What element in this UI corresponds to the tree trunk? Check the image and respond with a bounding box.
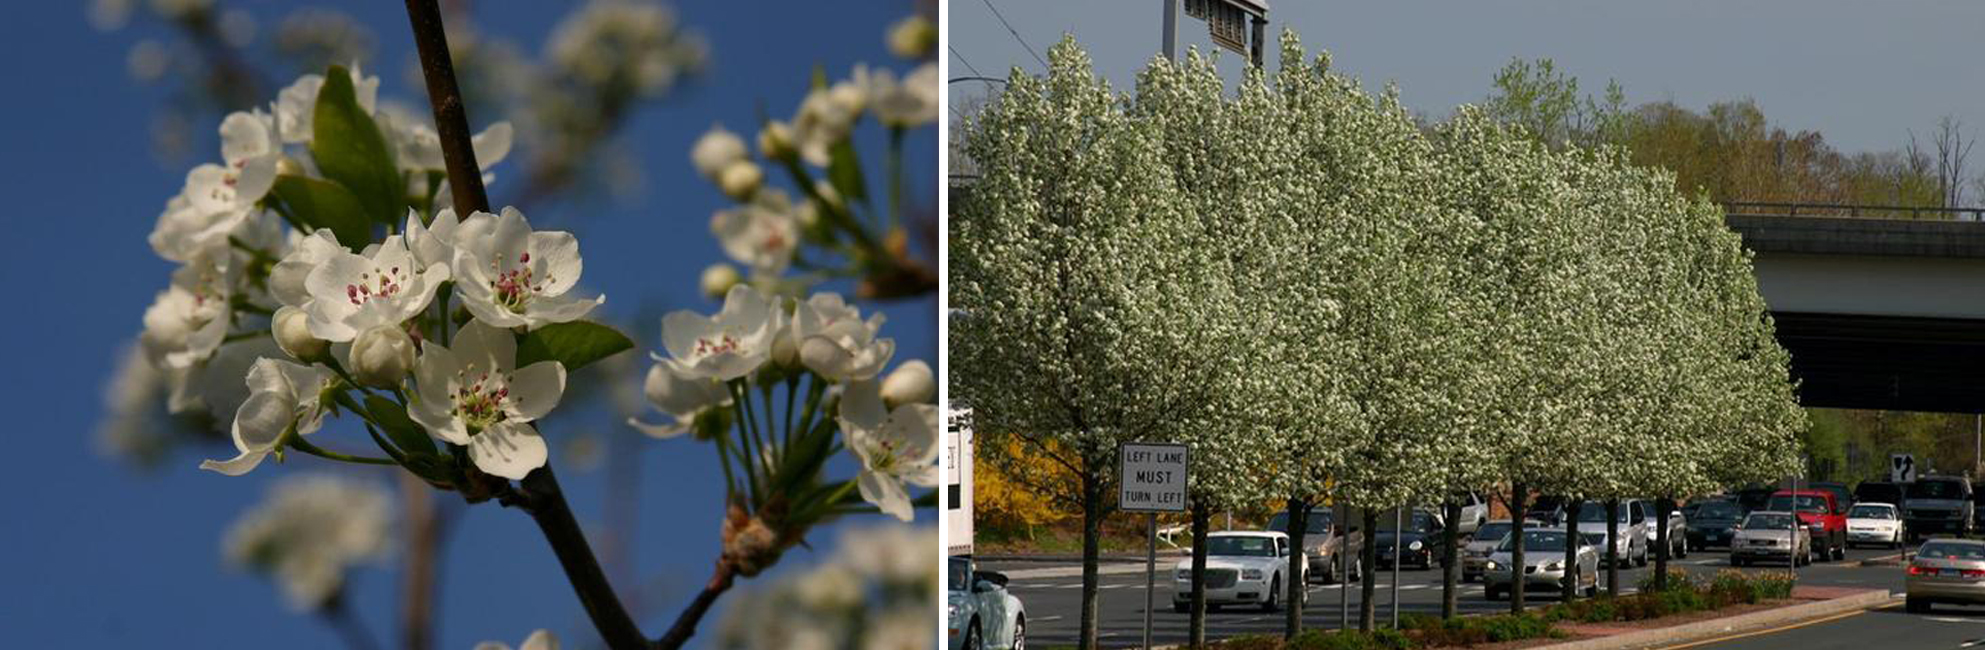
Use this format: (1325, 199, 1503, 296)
(398, 473, 439, 650)
(1284, 498, 1308, 639)
(1079, 467, 1104, 650)
(1606, 499, 1621, 597)
(1510, 483, 1528, 614)
(1359, 509, 1378, 632)
(1655, 498, 1672, 592)
(1189, 505, 1211, 649)
(1563, 498, 1583, 601)
(1442, 500, 1461, 619)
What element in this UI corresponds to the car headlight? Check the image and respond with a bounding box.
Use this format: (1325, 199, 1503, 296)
(1242, 568, 1264, 580)
(1485, 561, 1500, 571)
(949, 602, 960, 619)
(1544, 562, 1563, 572)
(1410, 540, 1424, 551)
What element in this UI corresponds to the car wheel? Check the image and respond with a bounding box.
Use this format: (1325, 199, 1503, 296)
(1010, 616, 1025, 650)
(1907, 597, 1930, 614)
(1487, 585, 1504, 601)
(1263, 576, 1281, 612)
(963, 621, 983, 650)
(1351, 558, 1363, 583)
(1832, 536, 1847, 561)
(1636, 545, 1648, 567)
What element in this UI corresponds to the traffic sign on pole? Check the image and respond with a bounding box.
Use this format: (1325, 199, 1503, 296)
(1893, 453, 1918, 483)
(1121, 441, 1188, 650)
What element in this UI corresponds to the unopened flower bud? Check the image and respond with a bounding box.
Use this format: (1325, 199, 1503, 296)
(273, 306, 328, 360)
(717, 160, 763, 200)
(880, 359, 934, 409)
(758, 121, 796, 162)
(771, 326, 800, 369)
(813, 180, 844, 211)
(350, 325, 416, 388)
(700, 263, 742, 299)
(888, 15, 935, 60)
(691, 125, 747, 180)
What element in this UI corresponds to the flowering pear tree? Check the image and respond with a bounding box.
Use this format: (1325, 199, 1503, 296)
(124, 3, 937, 649)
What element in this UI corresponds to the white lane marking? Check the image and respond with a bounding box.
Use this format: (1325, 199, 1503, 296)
(1035, 615, 1064, 623)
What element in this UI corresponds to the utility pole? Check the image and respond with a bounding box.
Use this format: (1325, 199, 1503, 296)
(1161, 0, 1178, 61)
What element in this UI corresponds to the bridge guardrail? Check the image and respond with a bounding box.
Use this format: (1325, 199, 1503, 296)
(1723, 201, 1985, 222)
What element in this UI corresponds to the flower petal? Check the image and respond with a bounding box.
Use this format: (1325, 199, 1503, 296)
(627, 416, 691, 439)
(469, 421, 547, 480)
(857, 469, 913, 522)
(505, 361, 566, 422)
(453, 320, 518, 373)
(526, 231, 581, 296)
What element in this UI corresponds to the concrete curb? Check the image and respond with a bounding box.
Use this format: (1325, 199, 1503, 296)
(1541, 589, 1897, 650)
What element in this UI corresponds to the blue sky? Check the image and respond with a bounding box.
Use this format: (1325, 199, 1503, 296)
(949, 0, 1985, 155)
(0, 2, 935, 648)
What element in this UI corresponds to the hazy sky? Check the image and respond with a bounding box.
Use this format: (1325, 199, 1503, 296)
(948, 1, 1985, 155)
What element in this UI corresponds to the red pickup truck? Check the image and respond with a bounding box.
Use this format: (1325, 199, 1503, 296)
(1769, 489, 1846, 562)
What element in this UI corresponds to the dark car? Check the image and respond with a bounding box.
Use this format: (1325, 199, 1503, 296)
(1268, 507, 1364, 584)
(1905, 476, 1975, 542)
(1525, 495, 1568, 527)
(1733, 486, 1777, 514)
(1855, 481, 1906, 508)
(1685, 500, 1747, 550)
(1810, 481, 1855, 511)
(1768, 490, 1847, 562)
(1374, 509, 1446, 570)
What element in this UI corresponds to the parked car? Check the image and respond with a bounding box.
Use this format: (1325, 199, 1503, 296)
(1686, 500, 1748, 550)
(1768, 489, 1847, 561)
(1482, 529, 1600, 601)
(1573, 500, 1648, 567)
(1452, 491, 1490, 536)
(1906, 538, 1985, 613)
(1810, 481, 1855, 510)
(1268, 507, 1363, 584)
(1731, 511, 1812, 567)
(1526, 495, 1568, 527)
(1374, 509, 1447, 570)
(1854, 480, 1906, 507)
(1732, 486, 1777, 514)
(1971, 487, 1985, 535)
(949, 556, 1025, 650)
(1846, 502, 1905, 549)
(1170, 531, 1302, 612)
(1905, 476, 1975, 542)
(1642, 502, 1689, 559)
(1461, 520, 1531, 582)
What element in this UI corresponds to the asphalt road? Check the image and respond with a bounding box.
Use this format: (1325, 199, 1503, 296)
(981, 543, 1907, 649)
(1672, 598, 1985, 650)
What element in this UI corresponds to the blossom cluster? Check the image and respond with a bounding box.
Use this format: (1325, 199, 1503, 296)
(715, 524, 938, 650)
(223, 474, 392, 610)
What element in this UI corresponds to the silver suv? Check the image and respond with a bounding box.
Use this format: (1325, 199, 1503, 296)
(1574, 500, 1648, 567)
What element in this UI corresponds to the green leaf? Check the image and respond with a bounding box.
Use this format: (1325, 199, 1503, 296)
(827, 139, 868, 204)
(516, 321, 635, 372)
(365, 395, 438, 456)
(271, 175, 373, 250)
(311, 65, 404, 227)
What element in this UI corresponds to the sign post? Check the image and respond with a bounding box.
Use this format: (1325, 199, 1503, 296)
(1120, 441, 1188, 650)
(945, 408, 975, 557)
(1892, 453, 1918, 484)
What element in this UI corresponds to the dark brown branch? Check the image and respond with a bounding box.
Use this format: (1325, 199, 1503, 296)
(404, 0, 490, 215)
(653, 560, 738, 649)
(514, 467, 650, 650)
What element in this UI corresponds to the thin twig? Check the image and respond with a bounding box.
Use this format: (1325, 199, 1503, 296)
(403, 0, 490, 215)
(516, 467, 651, 650)
(654, 560, 737, 650)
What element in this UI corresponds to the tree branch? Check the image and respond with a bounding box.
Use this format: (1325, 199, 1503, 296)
(513, 467, 651, 650)
(653, 560, 737, 649)
(403, 0, 490, 215)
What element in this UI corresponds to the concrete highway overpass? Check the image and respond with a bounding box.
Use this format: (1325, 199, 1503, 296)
(1727, 206, 1985, 413)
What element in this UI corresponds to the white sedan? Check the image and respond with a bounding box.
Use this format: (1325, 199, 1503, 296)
(949, 556, 1025, 650)
(1172, 531, 1304, 612)
(1846, 502, 1904, 549)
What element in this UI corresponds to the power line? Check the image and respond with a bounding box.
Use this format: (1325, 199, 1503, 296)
(949, 44, 986, 79)
(979, 0, 1048, 70)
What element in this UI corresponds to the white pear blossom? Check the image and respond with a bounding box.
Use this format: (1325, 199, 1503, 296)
(716, 160, 763, 199)
(838, 380, 937, 521)
(863, 63, 938, 128)
(879, 359, 933, 409)
(793, 293, 895, 382)
(627, 361, 731, 438)
(716, 525, 938, 650)
(658, 284, 779, 381)
(350, 324, 416, 387)
(274, 66, 380, 143)
(223, 474, 391, 611)
(303, 235, 450, 342)
(451, 207, 602, 330)
(408, 321, 565, 479)
(384, 110, 514, 172)
(758, 120, 796, 161)
(270, 229, 346, 308)
(886, 15, 935, 60)
(792, 87, 856, 167)
(711, 188, 800, 278)
(692, 124, 748, 179)
(699, 263, 741, 299)
(141, 257, 234, 369)
(200, 358, 331, 476)
(474, 630, 559, 650)
(273, 305, 327, 360)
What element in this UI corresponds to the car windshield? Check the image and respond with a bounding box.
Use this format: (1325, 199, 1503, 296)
(1765, 495, 1827, 513)
(1697, 502, 1744, 519)
(1530, 496, 1564, 511)
(1476, 522, 1512, 540)
(1377, 512, 1437, 532)
(1920, 542, 1985, 560)
(1909, 480, 1967, 500)
(1208, 536, 1277, 557)
(1576, 502, 1628, 523)
(1268, 510, 1333, 535)
(1745, 513, 1795, 529)
(1848, 505, 1895, 519)
(949, 558, 971, 591)
(1497, 531, 1569, 552)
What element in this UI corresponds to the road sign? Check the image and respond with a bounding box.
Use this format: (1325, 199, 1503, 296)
(1119, 442, 1189, 512)
(945, 408, 975, 556)
(1892, 453, 1918, 483)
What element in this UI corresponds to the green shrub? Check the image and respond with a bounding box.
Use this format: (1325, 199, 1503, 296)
(1283, 628, 1413, 650)
(1634, 567, 1695, 594)
(1208, 634, 1286, 650)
